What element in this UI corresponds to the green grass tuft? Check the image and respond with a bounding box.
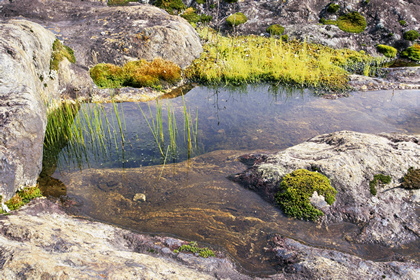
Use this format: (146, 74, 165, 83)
(401, 44, 420, 61)
(266, 24, 285, 36)
(403, 30, 420, 42)
(275, 169, 337, 221)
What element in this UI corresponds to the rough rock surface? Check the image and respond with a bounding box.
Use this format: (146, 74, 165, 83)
(1, 198, 418, 279)
(195, 0, 420, 55)
(231, 131, 420, 247)
(0, 0, 202, 69)
(0, 20, 60, 202)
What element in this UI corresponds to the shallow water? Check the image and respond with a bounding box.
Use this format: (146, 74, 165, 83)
(41, 85, 420, 274)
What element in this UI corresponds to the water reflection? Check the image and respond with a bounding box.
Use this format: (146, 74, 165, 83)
(42, 85, 420, 275)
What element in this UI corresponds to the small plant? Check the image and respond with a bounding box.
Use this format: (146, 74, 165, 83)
(401, 167, 420, 190)
(376, 44, 397, 58)
(4, 186, 43, 211)
(226, 12, 248, 27)
(327, 3, 340, 13)
(153, 0, 186, 14)
(369, 174, 391, 196)
(403, 30, 420, 42)
(337, 12, 367, 33)
(50, 39, 76, 71)
(398, 20, 407, 27)
(173, 241, 215, 258)
(266, 24, 285, 36)
(108, 0, 130, 5)
(196, 0, 206, 4)
(401, 44, 420, 61)
(181, 8, 212, 24)
(275, 169, 337, 221)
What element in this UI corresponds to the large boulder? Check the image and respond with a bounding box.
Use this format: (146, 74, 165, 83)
(0, 20, 60, 203)
(232, 131, 420, 247)
(0, 0, 203, 69)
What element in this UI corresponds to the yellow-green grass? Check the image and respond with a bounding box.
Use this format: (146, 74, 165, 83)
(186, 28, 383, 90)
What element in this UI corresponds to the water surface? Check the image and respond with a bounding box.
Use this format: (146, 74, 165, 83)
(41, 85, 420, 274)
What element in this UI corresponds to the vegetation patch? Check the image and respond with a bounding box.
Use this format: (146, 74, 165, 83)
(1, 186, 43, 213)
(173, 241, 215, 258)
(186, 28, 384, 90)
(50, 39, 76, 71)
(107, 0, 135, 6)
(226, 12, 248, 27)
(266, 24, 285, 36)
(153, 0, 186, 14)
(181, 7, 212, 24)
(327, 3, 340, 13)
(376, 44, 397, 58)
(401, 167, 420, 190)
(90, 58, 181, 89)
(401, 44, 420, 61)
(369, 174, 391, 196)
(337, 12, 367, 33)
(403, 30, 420, 42)
(275, 169, 337, 221)
(398, 20, 407, 27)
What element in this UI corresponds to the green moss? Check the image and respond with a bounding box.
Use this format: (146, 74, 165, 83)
(196, 0, 206, 4)
(226, 12, 248, 27)
(369, 174, 391, 196)
(181, 8, 212, 24)
(275, 169, 337, 221)
(327, 3, 340, 13)
(403, 30, 420, 41)
(398, 20, 407, 27)
(266, 24, 285, 36)
(224, 0, 238, 3)
(153, 0, 186, 14)
(173, 241, 216, 258)
(4, 186, 43, 211)
(90, 58, 181, 89)
(401, 44, 420, 61)
(337, 12, 367, 33)
(401, 167, 420, 190)
(376, 44, 397, 58)
(50, 39, 76, 71)
(108, 0, 130, 5)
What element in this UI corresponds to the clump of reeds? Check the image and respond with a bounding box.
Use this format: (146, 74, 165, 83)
(185, 27, 384, 90)
(90, 58, 182, 89)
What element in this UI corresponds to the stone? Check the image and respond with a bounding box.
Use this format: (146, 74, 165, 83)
(0, 20, 61, 202)
(133, 193, 146, 202)
(232, 131, 420, 247)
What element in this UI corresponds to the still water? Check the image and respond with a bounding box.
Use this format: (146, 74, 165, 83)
(41, 85, 420, 274)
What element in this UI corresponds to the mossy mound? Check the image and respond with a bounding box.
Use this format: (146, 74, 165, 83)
(327, 3, 340, 13)
(337, 12, 367, 33)
(226, 12, 248, 27)
(376, 44, 397, 58)
(153, 0, 186, 14)
(89, 58, 181, 89)
(266, 24, 285, 36)
(181, 7, 212, 24)
(401, 167, 420, 190)
(2, 186, 43, 212)
(275, 169, 337, 221)
(401, 44, 420, 61)
(403, 30, 420, 42)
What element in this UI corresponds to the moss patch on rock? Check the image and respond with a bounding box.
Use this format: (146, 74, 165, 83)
(369, 174, 391, 196)
(275, 169, 337, 221)
(50, 39, 76, 71)
(401, 44, 420, 61)
(401, 167, 420, 190)
(153, 0, 186, 15)
(89, 58, 181, 89)
(1, 186, 43, 212)
(337, 12, 367, 33)
(266, 24, 285, 36)
(376, 44, 397, 58)
(403, 30, 420, 42)
(226, 12, 248, 27)
(173, 241, 215, 258)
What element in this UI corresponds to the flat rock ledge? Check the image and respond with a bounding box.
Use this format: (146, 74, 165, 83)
(231, 131, 420, 247)
(1, 198, 419, 280)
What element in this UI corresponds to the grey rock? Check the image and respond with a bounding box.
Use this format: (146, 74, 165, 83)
(0, 20, 60, 202)
(234, 131, 420, 247)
